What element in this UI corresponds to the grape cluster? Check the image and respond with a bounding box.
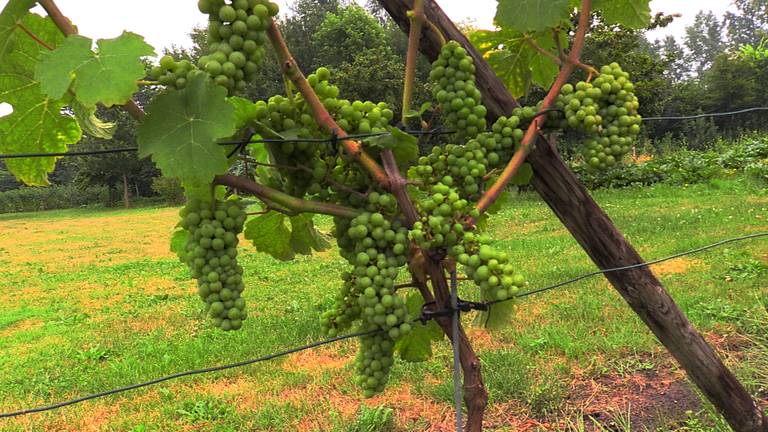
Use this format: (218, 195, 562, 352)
(430, 40, 486, 142)
(252, 67, 394, 197)
(326, 211, 412, 396)
(456, 242, 525, 302)
(197, 0, 279, 94)
(178, 198, 248, 331)
(409, 182, 473, 251)
(149, 56, 205, 90)
(556, 63, 642, 170)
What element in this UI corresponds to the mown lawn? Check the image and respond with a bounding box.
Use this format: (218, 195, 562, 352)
(0, 177, 766, 432)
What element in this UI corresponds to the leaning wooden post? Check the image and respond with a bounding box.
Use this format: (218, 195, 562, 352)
(377, 1, 768, 431)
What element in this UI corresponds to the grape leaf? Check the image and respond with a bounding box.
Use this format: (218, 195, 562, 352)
(495, 0, 571, 32)
(0, 14, 82, 186)
(0, 0, 37, 63)
(244, 211, 295, 261)
(289, 213, 330, 255)
(36, 32, 154, 107)
(511, 162, 533, 186)
(593, 0, 651, 29)
(475, 299, 517, 330)
(71, 98, 116, 139)
(137, 74, 236, 188)
(228, 96, 258, 129)
(366, 126, 418, 168)
(170, 227, 189, 261)
(395, 292, 443, 362)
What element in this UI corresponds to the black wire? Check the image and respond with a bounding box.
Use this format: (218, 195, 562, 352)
(4, 106, 768, 159)
(488, 231, 768, 306)
(0, 328, 378, 419)
(641, 107, 768, 122)
(2, 232, 766, 419)
(0, 147, 139, 159)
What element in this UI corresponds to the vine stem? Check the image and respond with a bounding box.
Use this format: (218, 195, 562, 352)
(38, 0, 146, 121)
(214, 174, 361, 218)
(265, 20, 390, 188)
(474, 0, 593, 218)
(401, 0, 425, 125)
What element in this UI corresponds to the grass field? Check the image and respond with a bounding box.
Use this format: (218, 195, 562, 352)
(0, 177, 766, 431)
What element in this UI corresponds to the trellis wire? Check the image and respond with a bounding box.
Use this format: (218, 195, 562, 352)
(2, 107, 767, 159)
(0, 231, 764, 420)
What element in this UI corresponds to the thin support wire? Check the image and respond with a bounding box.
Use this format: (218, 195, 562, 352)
(0, 328, 378, 419)
(642, 107, 768, 121)
(491, 231, 768, 306)
(450, 268, 463, 432)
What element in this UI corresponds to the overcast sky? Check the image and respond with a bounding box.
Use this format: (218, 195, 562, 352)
(0, 0, 741, 117)
(0, 0, 736, 54)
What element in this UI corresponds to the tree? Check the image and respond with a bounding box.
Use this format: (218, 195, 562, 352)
(725, 0, 768, 47)
(685, 11, 726, 75)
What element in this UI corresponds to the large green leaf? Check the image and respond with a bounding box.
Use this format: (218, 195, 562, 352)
(36, 32, 154, 107)
(0, 0, 37, 63)
(395, 292, 443, 362)
(289, 213, 331, 256)
(593, 0, 651, 29)
(471, 29, 561, 98)
(137, 74, 236, 188)
(0, 14, 81, 186)
(243, 211, 295, 261)
(366, 126, 418, 168)
(495, 0, 571, 32)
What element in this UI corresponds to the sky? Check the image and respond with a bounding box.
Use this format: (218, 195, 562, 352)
(0, 0, 740, 117)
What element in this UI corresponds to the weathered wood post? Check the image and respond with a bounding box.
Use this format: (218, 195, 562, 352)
(378, 1, 768, 430)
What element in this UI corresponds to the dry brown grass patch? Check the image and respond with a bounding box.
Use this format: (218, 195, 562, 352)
(653, 257, 706, 276)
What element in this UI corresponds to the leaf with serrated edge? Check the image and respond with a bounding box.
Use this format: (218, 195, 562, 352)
(495, 0, 571, 32)
(228, 96, 258, 129)
(138, 74, 236, 188)
(475, 300, 516, 330)
(0, 14, 81, 186)
(593, 0, 651, 29)
(78, 33, 154, 107)
(244, 211, 295, 261)
(289, 213, 330, 255)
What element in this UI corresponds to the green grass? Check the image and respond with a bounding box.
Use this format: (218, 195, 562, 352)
(0, 177, 766, 431)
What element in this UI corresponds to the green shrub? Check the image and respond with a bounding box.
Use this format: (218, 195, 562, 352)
(573, 135, 768, 189)
(151, 176, 184, 205)
(0, 184, 108, 214)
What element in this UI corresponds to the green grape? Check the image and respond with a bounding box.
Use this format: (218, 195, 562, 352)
(322, 212, 412, 396)
(179, 198, 248, 331)
(429, 41, 485, 142)
(555, 62, 642, 171)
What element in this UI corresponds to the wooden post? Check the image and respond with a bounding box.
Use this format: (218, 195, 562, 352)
(376, 1, 768, 431)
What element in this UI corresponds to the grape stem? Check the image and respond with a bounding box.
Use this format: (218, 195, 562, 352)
(38, 0, 147, 121)
(473, 0, 593, 219)
(215, 174, 361, 218)
(265, 19, 391, 188)
(401, 0, 425, 125)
